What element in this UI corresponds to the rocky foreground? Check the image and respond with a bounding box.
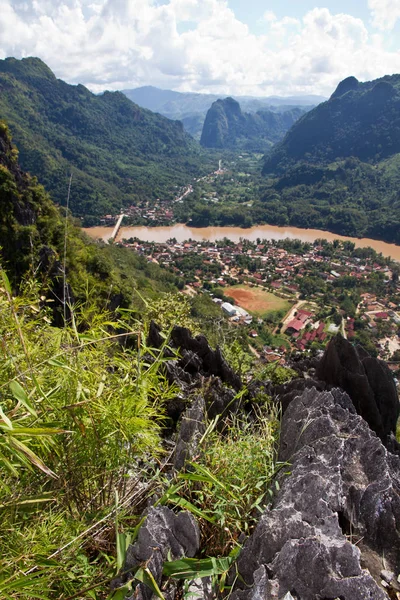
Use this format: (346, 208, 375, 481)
(113, 328, 400, 600)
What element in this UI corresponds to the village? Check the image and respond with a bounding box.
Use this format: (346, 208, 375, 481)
(117, 234, 400, 375)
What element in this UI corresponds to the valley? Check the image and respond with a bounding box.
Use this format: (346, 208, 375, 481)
(1, 52, 400, 600)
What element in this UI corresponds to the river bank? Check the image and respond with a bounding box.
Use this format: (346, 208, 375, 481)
(84, 223, 400, 261)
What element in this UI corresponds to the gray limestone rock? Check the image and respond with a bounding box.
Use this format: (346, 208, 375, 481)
(316, 334, 399, 440)
(111, 506, 200, 600)
(174, 395, 206, 471)
(231, 387, 400, 600)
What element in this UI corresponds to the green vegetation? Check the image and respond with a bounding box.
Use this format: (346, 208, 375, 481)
(175, 75, 400, 245)
(0, 119, 288, 599)
(0, 275, 179, 598)
(259, 74, 400, 244)
(0, 57, 213, 221)
(171, 406, 282, 555)
(0, 119, 183, 311)
(0, 270, 289, 599)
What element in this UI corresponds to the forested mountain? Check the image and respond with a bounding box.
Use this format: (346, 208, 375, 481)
(0, 119, 182, 311)
(0, 57, 209, 220)
(257, 75, 400, 244)
(200, 97, 305, 151)
(123, 86, 321, 138)
(263, 74, 400, 173)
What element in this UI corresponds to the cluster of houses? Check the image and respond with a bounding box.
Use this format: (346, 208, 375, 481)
(285, 310, 328, 350)
(116, 236, 400, 362)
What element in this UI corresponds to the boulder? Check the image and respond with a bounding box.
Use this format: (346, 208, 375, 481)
(231, 386, 400, 600)
(111, 506, 200, 600)
(174, 395, 206, 471)
(316, 334, 399, 440)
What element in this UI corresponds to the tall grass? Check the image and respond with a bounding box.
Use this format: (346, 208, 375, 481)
(0, 270, 181, 598)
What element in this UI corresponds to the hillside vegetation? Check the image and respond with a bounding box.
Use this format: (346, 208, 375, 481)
(0, 119, 185, 319)
(258, 75, 400, 243)
(0, 57, 211, 221)
(0, 116, 284, 600)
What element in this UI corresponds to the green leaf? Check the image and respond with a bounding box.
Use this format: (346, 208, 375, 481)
(9, 436, 57, 478)
(134, 567, 164, 600)
(166, 495, 215, 523)
(46, 358, 75, 372)
(9, 380, 37, 417)
(109, 584, 132, 600)
(162, 556, 234, 580)
(0, 268, 12, 294)
(0, 494, 56, 509)
(0, 405, 13, 429)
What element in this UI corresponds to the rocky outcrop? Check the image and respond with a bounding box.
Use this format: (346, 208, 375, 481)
(200, 97, 304, 151)
(316, 334, 399, 440)
(147, 321, 242, 430)
(148, 321, 241, 391)
(112, 506, 200, 600)
(231, 386, 400, 600)
(173, 395, 206, 471)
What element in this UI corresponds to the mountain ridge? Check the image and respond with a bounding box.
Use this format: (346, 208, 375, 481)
(0, 57, 210, 220)
(263, 73, 400, 173)
(123, 85, 324, 138)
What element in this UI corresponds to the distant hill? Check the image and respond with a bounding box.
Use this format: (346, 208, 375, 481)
(0, 57, 209, 220)
(200, 97, 306, 151)
(263, 74, 400, 173)
(122, 86, 325, 138)
(257, 75, 400, 243)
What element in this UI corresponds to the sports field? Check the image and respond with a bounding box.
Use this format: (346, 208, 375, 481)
(224, 285, 291, 317)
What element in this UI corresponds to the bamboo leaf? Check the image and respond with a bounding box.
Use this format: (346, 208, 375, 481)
(167, 495, 215, 523)
(46, 358, 75, 372)
(162, 556, 234, 580)
(0, 494, 56, 509)
(9, 437, 57, 479)
(134, 567, 164, 600)
(0, 405, 13, 429)
(0, 268, 12, 294)
(9, 381, 37, 417)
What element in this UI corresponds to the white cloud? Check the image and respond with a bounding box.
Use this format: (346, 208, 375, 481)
(0, 0, 399, 97)
(369, 0, 400, 30)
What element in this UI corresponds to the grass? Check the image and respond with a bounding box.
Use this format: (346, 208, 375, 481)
(224, 284, 291, 318)
(164, 401, 283, 558)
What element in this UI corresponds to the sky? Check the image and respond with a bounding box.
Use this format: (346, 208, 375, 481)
(1, 0, 400, 97)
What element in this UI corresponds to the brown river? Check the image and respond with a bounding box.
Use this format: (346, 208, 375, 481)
(84, 223, 400, 262)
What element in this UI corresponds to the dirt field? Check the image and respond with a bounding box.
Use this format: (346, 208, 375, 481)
(224, 285, 291, 316)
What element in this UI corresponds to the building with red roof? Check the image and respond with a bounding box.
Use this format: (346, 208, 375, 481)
(286, 318, 306, 333)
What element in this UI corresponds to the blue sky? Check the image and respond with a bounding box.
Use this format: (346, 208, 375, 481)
(228, 0, 370, 30)
(1, 0, 400, 96)
(227, 0, 400, 48)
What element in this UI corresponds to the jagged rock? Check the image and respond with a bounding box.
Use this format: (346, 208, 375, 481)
(203, 376, 239, 421)
(170, 326, 242, 390)
(111, 506, 200, 600)
(147, 322, 241, 391)
(272, 378, 326, 414)
(288, 355, 320, 376)
(147, 321, 165, 350)
(316, 334, 399, 439)
(174, 396, 206, 471)
(231, 386, 400, 600)
(185, 577, 213, 600)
